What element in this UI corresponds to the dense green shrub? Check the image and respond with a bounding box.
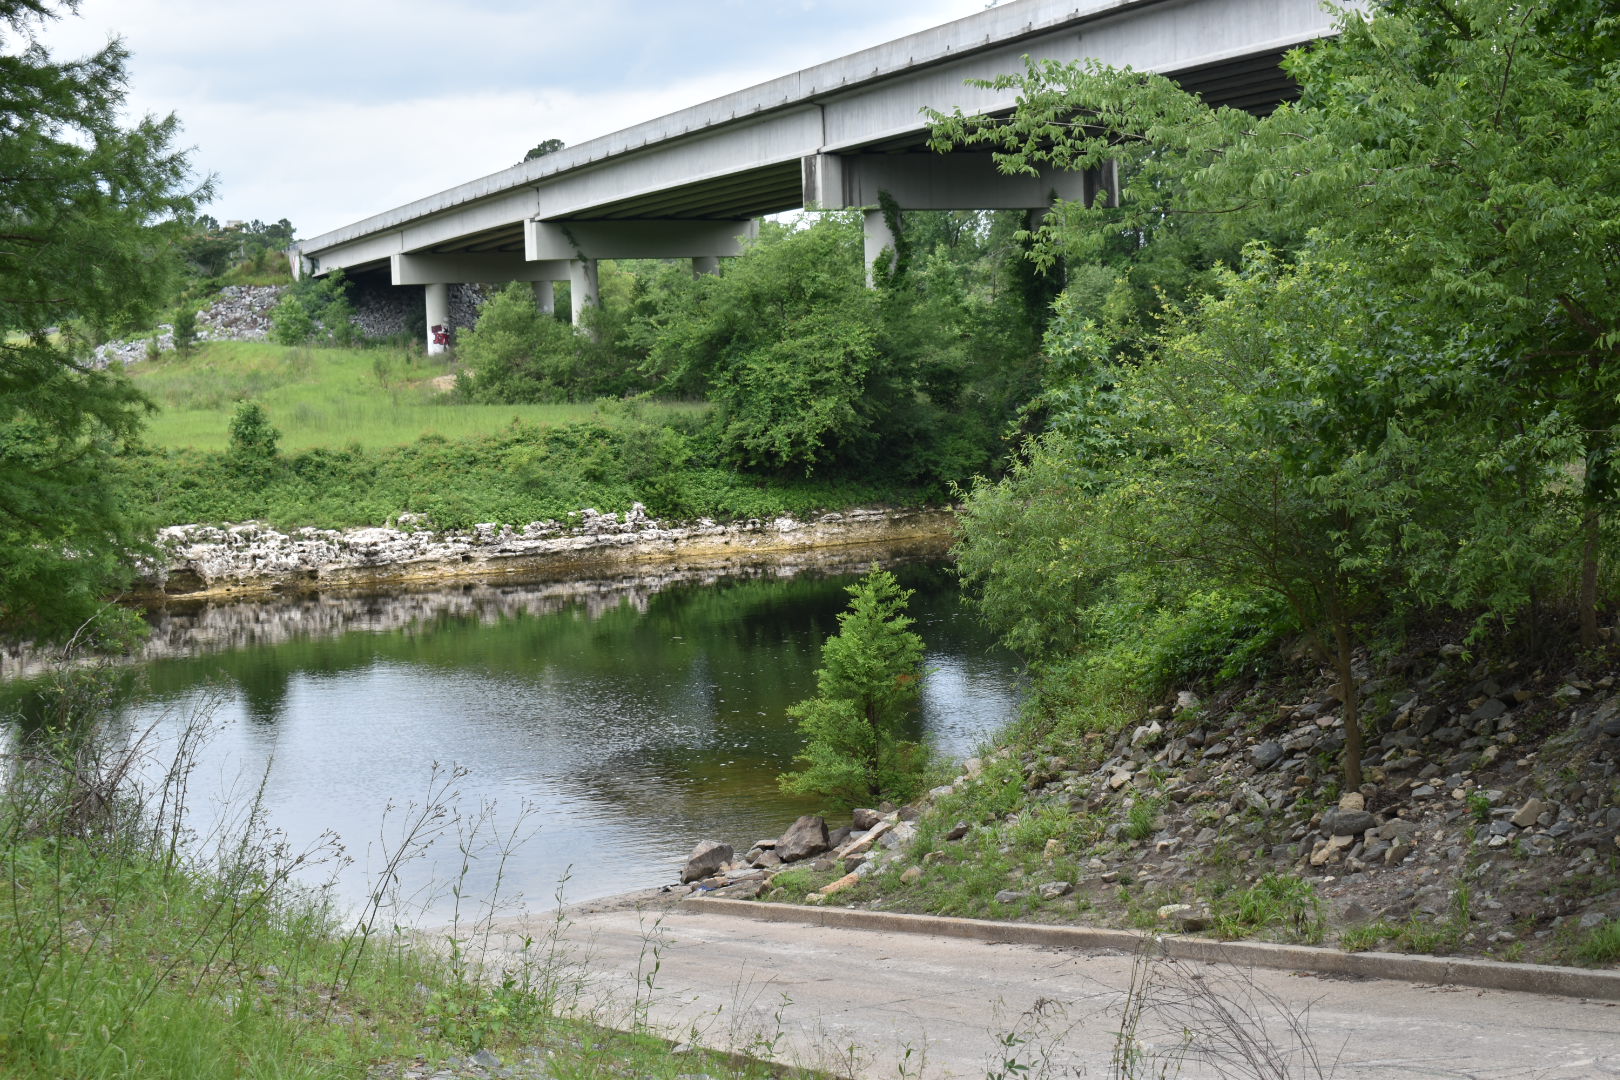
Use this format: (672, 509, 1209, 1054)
(455, 283, 582, 403)
(270, 270, 358, 346)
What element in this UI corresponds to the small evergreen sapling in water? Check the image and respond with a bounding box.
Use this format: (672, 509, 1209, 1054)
(778, 564, 929, 807)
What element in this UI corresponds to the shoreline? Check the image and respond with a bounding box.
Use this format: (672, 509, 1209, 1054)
(138, 505, 957, 602)
(2, 507, 957, 680)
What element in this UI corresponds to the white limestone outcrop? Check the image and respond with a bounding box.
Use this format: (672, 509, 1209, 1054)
(143, 504, 954, 598)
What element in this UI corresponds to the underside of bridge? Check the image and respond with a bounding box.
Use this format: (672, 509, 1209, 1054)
(296, 0, 1322, 356)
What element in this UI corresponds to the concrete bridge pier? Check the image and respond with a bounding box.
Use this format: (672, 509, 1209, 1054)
(389, 252, 572, 352)
(424, 282, 450, 356)
(862, 209, 898, 286)
(569, 259, 599, 325)
(532, 280, 555, 316)
(692, 255, 720, 277)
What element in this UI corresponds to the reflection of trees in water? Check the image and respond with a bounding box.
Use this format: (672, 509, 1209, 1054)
(4, 557, 1015, 815)
(1, 542, 949, 682)
(235, 663, 290, 726)
(564, 756, 820, 850)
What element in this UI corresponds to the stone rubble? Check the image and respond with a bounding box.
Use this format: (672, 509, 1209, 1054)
(693, 638, 1620, 962)
(141, 506, 952, 599)
(88, 282, 492, 369)
(676, 792, 931, 902)
(954, 648, 1617, 952)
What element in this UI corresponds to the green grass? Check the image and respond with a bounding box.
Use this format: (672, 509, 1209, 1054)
(112, 342, 939, 531)
(1337, 885, 1474, 956)
(1124, 796, 1162, 842)
(130, 341, 707, 452)
(216, 259, 295, 287)
(832, 750, 1105, 920)
(1571, 918, 1620, 966)
(1339, 920, 1397, 952)
(1210, 873, 1324, 944)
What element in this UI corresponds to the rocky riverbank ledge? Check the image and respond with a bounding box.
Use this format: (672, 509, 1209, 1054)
(676, 804, 928, 903)
(139, 505, 956, 600)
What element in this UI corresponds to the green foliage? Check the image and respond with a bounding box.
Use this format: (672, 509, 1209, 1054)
(1573, 918, 1620, 966)
(779, 565, 929, 807)
(456, 282, 589, 402)
(0, 1, 205, 645)
(647, 213, 1033, 484)
(119, 414, 933, 532)
(1211, 874, 1324, 944)
(523, 137, 565, 161)
(268, 291, 314, 345)
(122, 337, 944, 528)
(178, 216, 294, 281)
(428, 211, 1047, 488)
(226, 399, 280, 479)
(942, 1, 1619, 781)
(1123, 796, 1160, 842)
(270, 270, 357, 346)
(171, 306, 198, 355)
(656, 216, 885, 475)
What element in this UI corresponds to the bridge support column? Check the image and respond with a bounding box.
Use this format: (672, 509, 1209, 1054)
(424, 282, 450, 356)
(569, 259, 599, 328)
(863, 209, 898, 287)
(692, 255, 720, 277)
(532, 280, 555, 315)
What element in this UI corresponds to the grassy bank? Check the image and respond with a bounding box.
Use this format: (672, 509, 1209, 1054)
(0, 672, 821, 1080)
(117, 342, 937, 531)
(128, 341, 705, 453)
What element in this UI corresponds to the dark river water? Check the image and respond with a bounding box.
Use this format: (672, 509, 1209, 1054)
(3, 554, 1023, 921)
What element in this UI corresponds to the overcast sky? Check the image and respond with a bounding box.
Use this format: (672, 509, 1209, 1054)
(32, 1, 986, 239)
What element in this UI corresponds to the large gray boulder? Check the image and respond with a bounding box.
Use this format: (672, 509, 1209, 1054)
(1322, 807, 1377, 837)
(681, 840, 733, 883)
(776, 815, 830, 862)
(852, 807, 883, 830)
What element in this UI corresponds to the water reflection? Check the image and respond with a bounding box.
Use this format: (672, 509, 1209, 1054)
(4, 555, 1024, 919)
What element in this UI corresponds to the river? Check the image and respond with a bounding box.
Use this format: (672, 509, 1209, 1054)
(3, 554, 1023, 922)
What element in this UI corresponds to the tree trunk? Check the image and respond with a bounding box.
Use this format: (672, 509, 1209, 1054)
(1330, 611, 1363, 794)
(1580, 506, 1601, 651)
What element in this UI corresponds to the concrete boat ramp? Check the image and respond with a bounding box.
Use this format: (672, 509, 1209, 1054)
(479, 891, 1620, 1080)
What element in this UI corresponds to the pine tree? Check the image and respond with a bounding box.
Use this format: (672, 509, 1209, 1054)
(0, 1, 207, 643)
(779, 565, 929, 807)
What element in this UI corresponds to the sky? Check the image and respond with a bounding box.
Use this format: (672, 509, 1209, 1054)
(30, 1, 988, 240)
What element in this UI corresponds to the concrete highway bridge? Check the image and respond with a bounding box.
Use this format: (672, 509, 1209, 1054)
(292, 0, 1347, 355)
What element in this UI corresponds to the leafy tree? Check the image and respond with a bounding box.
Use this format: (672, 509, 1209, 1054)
(523, 138, 565, 162)
(455, 282, 581, 402)
(779, 565, 929, 807)
(932, 0, 1620, 644)
(0, 0, 206, 644)
(268, 293, 313, 346)
(177, 224, 238, 278)
(651, 215, 887, 474)
(650, 214, 1004, 481)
